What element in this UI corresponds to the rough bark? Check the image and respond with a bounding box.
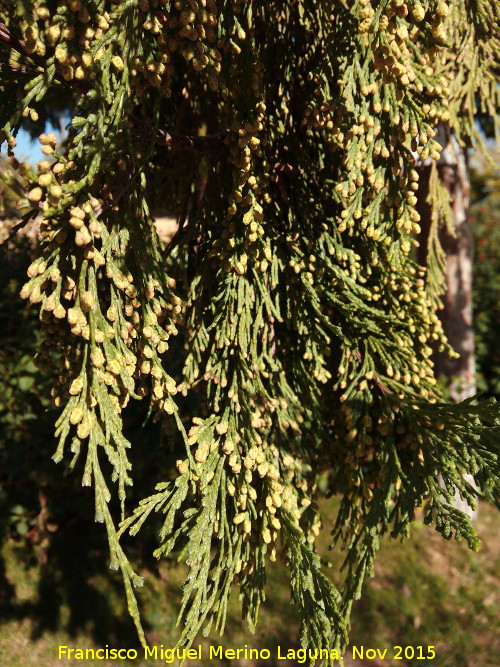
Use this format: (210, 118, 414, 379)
(436, 133, 476, 401)
(417, 128, 478, 519)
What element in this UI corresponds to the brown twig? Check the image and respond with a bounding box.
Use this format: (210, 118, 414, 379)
(155, 127, 230, 153)
(355, 348, 390, 395)
(0, 62, 38, 76)
(0, 22, 29, 57)
(130, 115, 231, 155)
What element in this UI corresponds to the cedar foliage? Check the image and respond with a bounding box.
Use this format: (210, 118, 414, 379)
(1, 0, 499, 661)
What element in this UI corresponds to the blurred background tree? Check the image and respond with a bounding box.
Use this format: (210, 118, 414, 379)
(470, 151, 500, 399)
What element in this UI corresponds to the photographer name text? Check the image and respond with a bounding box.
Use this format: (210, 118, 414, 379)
(58, 643, 436, 663)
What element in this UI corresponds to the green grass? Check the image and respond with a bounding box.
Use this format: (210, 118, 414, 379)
(0, 500, 498, 667)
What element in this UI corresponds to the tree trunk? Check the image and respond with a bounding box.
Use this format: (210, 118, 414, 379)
(417, 128, 478, 519)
